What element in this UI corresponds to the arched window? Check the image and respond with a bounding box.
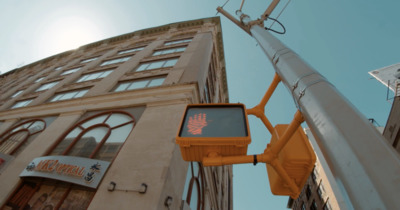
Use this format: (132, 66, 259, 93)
(49, 110, 135, 161)
(0, 119, 46, 155)
(4, 111, 137, 210)
(183, 162, 205, 210)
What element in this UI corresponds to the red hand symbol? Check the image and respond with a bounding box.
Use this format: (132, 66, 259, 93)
(187, 113, 208, 135)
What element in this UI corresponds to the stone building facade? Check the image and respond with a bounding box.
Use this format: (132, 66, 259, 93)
(0, 17, 232, 210)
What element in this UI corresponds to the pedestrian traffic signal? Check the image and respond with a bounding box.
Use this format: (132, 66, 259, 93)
(266, 124, 316, 198)
(176, 104, 251, 162)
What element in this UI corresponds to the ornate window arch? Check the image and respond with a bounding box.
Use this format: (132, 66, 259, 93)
(0, 119, 46, 155)
(48, 110, 136, 161)
(4, 111, 137, 210)
(183, 162, 205, 210)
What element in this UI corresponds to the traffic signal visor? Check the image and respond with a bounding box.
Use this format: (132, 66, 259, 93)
(176, 104, 251, 162)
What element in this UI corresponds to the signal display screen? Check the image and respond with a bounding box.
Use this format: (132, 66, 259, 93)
(179, 106, 248, 137)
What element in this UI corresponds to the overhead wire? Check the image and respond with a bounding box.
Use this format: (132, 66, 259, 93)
(221, 0, 231, 8)
(268, 0, 291, 29)
(264, 0, 291, 34)
(217, 0, 291, 35)
(215, 0, 231, 15)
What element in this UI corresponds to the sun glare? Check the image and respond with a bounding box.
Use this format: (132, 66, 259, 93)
(42, 16, 102, 53)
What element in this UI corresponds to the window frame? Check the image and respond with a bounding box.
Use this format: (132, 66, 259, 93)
(113, 76, 166, 92)
(306, 184, 312, 200)
(54, 66, 63, 71)
(49, 89, 89, 102)
(47, 110, 136, 161)
(317, 180, 326, 200)
(5, 179, 95, 210)
(117, 46, 145, 55)
(0, 119, 46, 155)
(60, 67, 81, 76)
(183, 162, 205, 210)
(164, 38, 192, 46)
(35, 77, 45, 83)
(100, 56, 131, 66)
(80, 57, 99, 64)
(323, 198, 332, 210)
(11, 99, 33, 109)
(310, 199, 318, 210)
(11, 90, 24, 98)
(135, 58, 179, 72)
(35, 81, 59, 92)
(152, 46, 187, 56)
(75, 69, 114, 83)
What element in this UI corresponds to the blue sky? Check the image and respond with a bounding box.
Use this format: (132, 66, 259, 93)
(1, 0, 399, 209)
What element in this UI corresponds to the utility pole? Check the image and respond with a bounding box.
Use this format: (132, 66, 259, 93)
(217, 4, 400, 210)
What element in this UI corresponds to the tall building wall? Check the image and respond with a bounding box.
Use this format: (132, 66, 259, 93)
(291, 129, 345, 210)
(369, 63, 400, 158)
(383, 96, 400, 151)
(0, 17, 232, 210)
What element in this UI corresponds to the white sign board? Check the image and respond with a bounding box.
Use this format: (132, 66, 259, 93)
(369, 63, 400, 92)
(20, 156, 110, 189)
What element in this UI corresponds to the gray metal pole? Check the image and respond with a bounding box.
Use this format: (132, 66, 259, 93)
(235, 10, 400, 210)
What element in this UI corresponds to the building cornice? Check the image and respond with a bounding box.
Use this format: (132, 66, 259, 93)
(1, 17, 222, 77)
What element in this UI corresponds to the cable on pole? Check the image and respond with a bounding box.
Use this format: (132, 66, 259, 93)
(264, 17, 286, 34)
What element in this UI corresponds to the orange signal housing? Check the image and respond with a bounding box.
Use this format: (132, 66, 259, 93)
(176, 103, 251, 162)
(266, 124, 316, 197)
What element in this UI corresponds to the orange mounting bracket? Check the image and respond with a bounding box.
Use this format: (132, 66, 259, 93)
(202, 73, 316, 199)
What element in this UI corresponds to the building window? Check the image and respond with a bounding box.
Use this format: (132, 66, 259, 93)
(164, 38, 192, 46)
(100, 56, 131, 66)
(54, 66, 63, 71)
(152, 46, 186, 56)
(317, 181, 325, 200)
(310, 200, 317, 210)
(306, 185, 312, 200)
(6, 180, 95, 210)
(4, 110, 139, 210)
(60, 67, 81, 76)
(135, 58, 178, 72)
(301, 202, 306, 210)
(204, 81, 211, 103)
(11, 99, 33, 109)
(80, 57, 99, 64)
(228, 176, 231, 210)
(212, 169, 219, 193)
(35, 81, 59, 92)
(311, 168, 317, 183)
(207, 61, 216, 99)
(0, 119, 46, 155)
(49, 111, 135, 161)
(323, 199, 332, 210)
(11, 90, 24, 98)
(35, 77, 45, 83)
(76, 69, 113, 83)
(114, 77, 165, 92)
(182, 162, 205, 210)
(117, 47, 145, 55)
(50, 89, 89, 102)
